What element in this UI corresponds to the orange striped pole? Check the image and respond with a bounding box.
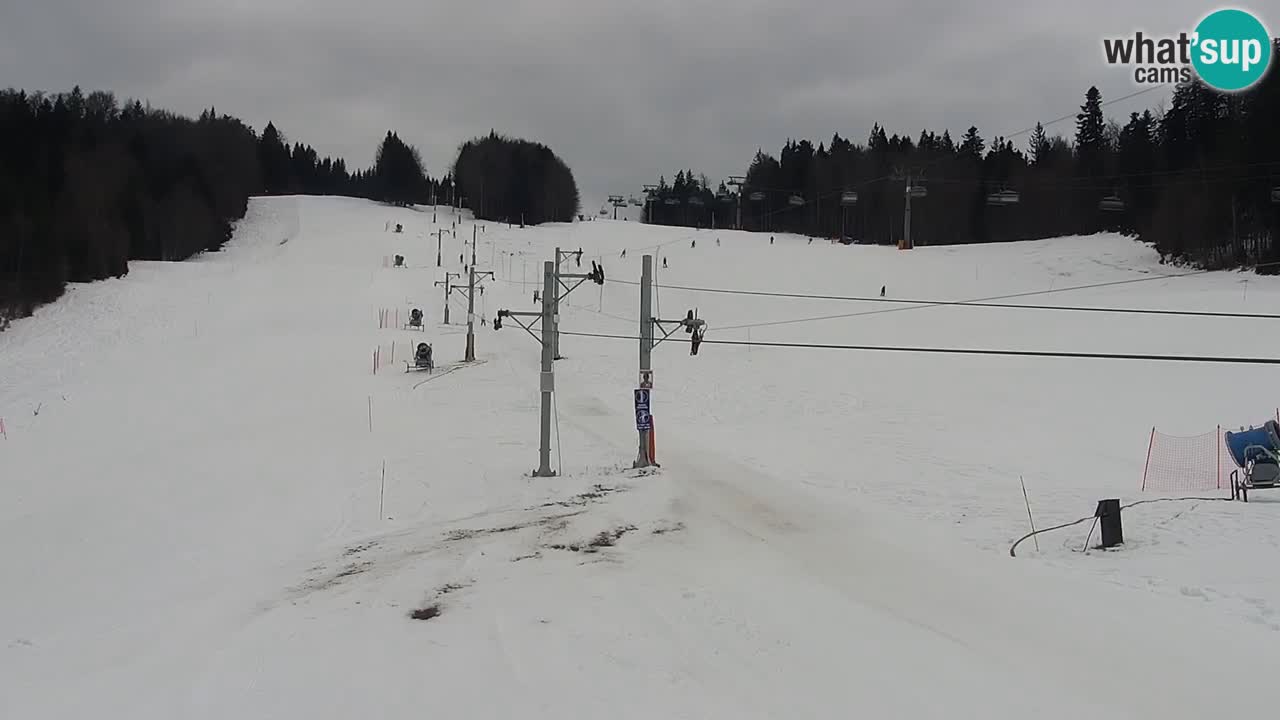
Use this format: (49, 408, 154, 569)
(649, 417, 657, 463)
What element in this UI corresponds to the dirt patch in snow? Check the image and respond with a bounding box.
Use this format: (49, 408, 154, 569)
(409, 604, 441, 621)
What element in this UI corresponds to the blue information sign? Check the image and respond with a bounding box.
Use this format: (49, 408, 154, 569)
(634, 389, 652, 430)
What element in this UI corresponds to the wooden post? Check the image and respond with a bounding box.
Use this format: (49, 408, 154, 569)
(1141, 427, 1155, 491)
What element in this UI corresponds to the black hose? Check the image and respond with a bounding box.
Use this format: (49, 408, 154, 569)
(1009, 495, 1233, 557)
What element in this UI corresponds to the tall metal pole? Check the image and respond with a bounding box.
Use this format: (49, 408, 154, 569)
(535, 261, 556, 477)
(552, 246, 562, 360)
(635, 255, 654, 469)
(903, 173, 914, 250)
(443, 276, 451, 324)
(466, 225, 477, 361)
(465, 265, 476, 361)
(436, 230, 442, 267)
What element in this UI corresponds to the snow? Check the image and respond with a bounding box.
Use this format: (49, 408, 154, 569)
(4, 195, 1280, 718)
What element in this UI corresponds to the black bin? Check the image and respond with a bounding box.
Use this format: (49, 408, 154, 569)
(1095, 499, 1123, 548)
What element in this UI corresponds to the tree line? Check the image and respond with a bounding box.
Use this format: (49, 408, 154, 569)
(257, 125, 456, 206)
(645, 41, 1280, 272)
(0, 88, 580, 324)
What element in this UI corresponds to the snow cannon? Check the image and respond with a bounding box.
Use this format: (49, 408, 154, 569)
(1225, 421, 1280, 501)
(406, 342, 434, 373)
(1224, 421, 1280, 468)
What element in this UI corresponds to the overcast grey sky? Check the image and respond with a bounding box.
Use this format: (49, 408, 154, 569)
(3, 0, 1254, 214)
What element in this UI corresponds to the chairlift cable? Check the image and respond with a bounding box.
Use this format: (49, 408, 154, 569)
(558, 329, 1280, 365)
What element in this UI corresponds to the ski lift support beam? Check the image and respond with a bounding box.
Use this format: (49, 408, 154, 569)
(652, 315, 706, 348)
(495, 309, 544, 346)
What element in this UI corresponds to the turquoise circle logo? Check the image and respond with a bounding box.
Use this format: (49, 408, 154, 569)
(1191, 9, 1272, 92)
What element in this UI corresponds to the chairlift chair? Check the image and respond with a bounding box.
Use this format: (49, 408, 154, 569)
(986, 189, 1020, 206)
(1270, 187, 1280, 203)
(749, 192, 765, 202)
(840, 191, 859, 205)
(1099, 195, 1125, 212)
(788, 195, 805, 206)
(405, 307, 424, 330)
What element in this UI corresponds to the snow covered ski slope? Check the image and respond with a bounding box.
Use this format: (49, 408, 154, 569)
(4, 195, 1280, 718)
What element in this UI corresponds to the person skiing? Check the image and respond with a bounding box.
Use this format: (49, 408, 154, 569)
(663, 257, 668, 268)
(770, 236, 774, 245)
(691, 240, 696, 248)
(716, 238, 721, 246)
(621, 249, 627, 258)
(880, 285, 886, 297)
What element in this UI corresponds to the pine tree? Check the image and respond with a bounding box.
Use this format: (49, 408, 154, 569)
(372, 131, 428, 206)
(1028, 122, 1049, 165)
(960, 126, 985, 158)
(1075, 86, 1107, 177)
(258, 122, 292, 193)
